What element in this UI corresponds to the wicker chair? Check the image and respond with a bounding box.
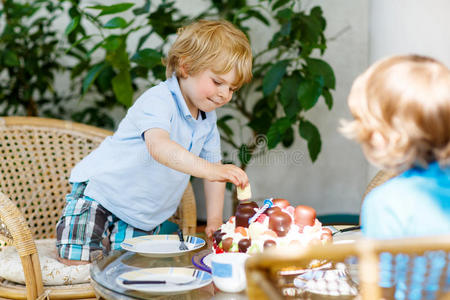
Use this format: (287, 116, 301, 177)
(0, 116, 197, 300)
(362, 170, 397, 201)
(246, 235, 450, 300)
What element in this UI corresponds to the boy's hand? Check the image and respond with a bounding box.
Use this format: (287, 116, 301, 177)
(208, 164, 249, 188)
(205, 218, 222, 246)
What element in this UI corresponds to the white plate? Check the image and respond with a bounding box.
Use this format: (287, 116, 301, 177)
(333, 230, 362, 244)
(116, 267, 212, 294)
(203, 253, 213, 269)
(121, 235, 205, 257)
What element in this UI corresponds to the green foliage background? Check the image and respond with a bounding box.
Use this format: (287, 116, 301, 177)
(0, 0, 335, 170)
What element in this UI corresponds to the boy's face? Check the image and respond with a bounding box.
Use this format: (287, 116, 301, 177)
(178, 68, 237, 117)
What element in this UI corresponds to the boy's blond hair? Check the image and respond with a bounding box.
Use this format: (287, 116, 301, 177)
(165, 19, 252, 88)
(340, 55, 450, 171)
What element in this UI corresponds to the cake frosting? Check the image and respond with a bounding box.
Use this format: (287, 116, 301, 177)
(212, 198, 332, 254)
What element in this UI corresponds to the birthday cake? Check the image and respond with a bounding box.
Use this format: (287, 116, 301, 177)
(212, 198, 332, 254)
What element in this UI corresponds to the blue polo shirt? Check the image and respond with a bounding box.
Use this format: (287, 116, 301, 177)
(70, 75, 222, 230)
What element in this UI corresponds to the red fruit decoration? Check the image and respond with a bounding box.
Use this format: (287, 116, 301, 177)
(222, 237, 233, 252)
(235, 208, 256, 228)
(268, 211, 292, 237)
(238, 238, 251, 253)
(236, 201, 259, 212)
(294, 205, 316, 232)
(272, 198, 290, 209)
(256, 214, 267, 223)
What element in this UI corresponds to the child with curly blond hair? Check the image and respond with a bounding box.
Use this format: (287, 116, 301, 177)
(341, 54, 450, 299)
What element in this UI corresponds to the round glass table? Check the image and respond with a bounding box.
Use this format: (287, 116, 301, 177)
(90, 248, 247, 300)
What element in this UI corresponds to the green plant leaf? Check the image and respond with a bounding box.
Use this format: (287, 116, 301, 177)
(137, 29, 153, 50)
(262, 60, 289, 96)
(102, 35, 122, 51)
(246, 10, 270, 26)
(4, 50, 20, 67)
(266, 124, 281, 150)
(297, 76, 324, 111)
(217, 115, 234, 137)
(267, 117, 292, 149)
(280, 21, 291, 36)
(276, 8, 293, 21)
(65, 16, 80, 35)
(280, 74, 302, 119)
(112, 71, 133, 107)
(239, 144, 252, 166)
(107, 43, 129, 70)
(131, 48, 162, 69)
(272, 0, 291, 11)
(103, 17, 128, 29)
(306, 58, 335, 89)
(96, 66, 115, 92)
(133, 0, 151, 15)
(226, 182, 233, 192)
(282, 126, 294, 147)
(88, 3, 135, 16)
(82, 63, 107, 94)
(322, 88, 333, 110)
(248, 112, 272, 134)
(65, 34, 93, 54)
(299, 120, 321, 162)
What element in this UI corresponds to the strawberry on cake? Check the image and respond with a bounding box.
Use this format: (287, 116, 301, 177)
(212, 198, 332, 254)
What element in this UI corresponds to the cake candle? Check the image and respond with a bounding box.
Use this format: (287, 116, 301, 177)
(248, 198, 273, 224)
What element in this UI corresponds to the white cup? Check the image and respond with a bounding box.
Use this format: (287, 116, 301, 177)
(210, 252, 249, 293)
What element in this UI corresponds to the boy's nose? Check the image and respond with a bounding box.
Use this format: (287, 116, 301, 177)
(218, 86, 232, 102)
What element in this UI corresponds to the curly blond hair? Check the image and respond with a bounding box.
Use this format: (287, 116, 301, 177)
(340, 55, 450, 172)
(164, 19, 252, 88)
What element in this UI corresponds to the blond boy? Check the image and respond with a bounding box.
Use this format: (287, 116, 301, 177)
(56, 20, 252, 264)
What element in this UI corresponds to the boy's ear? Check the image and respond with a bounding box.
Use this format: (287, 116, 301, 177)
(179, 58, 189, 78)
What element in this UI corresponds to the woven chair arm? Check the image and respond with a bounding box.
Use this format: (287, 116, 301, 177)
(180, 182, 197, 236)
(0, 191, 37, 257)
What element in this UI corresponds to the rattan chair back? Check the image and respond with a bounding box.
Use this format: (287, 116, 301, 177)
(0, 116, 197, 299)
(0, 117, 109, 242)
(362, 170, 397, 201)
(245, 236, 450, 300)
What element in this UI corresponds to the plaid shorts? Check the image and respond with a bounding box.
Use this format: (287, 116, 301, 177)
(56, 182, 161, 261)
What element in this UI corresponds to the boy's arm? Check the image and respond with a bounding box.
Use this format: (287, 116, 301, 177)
(203, 177, 225, 242)
(144, 128, 248, 187)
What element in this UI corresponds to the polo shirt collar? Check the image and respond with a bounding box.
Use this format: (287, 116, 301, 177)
(166, 74, 207, 121)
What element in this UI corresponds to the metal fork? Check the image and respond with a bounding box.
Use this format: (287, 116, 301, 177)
(177, 229, 189, 250)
